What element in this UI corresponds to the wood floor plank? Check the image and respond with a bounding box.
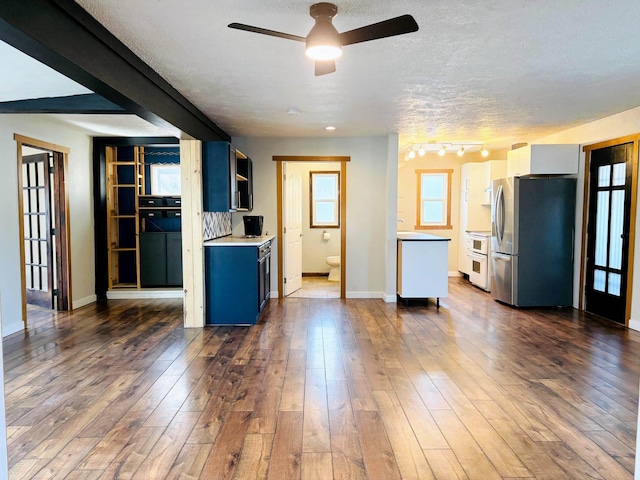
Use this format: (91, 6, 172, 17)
(233, 433, 273, 480)
(372, 390, 434, 479)
(354, 410, 402, 480)
(301, 452, 333, 480)
(198, 410, 253, 479)
(267, 410, 303, 480)
(164, 443, 212, 480)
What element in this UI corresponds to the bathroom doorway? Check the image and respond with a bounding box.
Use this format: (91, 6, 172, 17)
(275, 156, 348, 299)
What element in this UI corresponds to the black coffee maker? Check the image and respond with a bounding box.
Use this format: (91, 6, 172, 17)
(243, 215, 264, 237)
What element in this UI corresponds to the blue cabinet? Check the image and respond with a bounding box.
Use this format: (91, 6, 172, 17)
(202, 141, 253, 212)
(203, 141, 237, 212)
(205, 243, 270, 325)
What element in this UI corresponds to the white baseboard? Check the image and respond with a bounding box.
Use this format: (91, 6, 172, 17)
(269, 290, 279, 299)
(383, 293, 397, 303)
(107, 288, 184, 300)
(2, 321, 24, 337)
(448, 271, 462, 277)
(72, 294, 97, 310)
(629, 318, 640, 332)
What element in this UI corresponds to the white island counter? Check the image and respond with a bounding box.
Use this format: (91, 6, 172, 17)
(397, 232, 450, 307)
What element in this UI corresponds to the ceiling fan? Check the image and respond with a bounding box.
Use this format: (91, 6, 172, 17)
(228, 2, 419, 76)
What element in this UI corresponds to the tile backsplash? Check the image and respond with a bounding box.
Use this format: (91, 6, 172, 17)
(203, 212, 232, 240)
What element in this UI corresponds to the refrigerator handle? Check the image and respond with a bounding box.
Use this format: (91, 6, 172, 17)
(492, 252, 511, 261)
(495, 184, 504, 246)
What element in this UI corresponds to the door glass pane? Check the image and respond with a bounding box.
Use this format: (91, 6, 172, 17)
(594, 191, 610, 267)
(598, 165, 611, 187)
(594, 269, 606, 292)
(608, 272, 621, 296)
(609, 190, 625, 269)
(612, 163, 626, 186)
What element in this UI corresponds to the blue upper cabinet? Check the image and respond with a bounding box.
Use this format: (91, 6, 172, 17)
(202, 141, 253, 212)
(203, 141, 237, 212)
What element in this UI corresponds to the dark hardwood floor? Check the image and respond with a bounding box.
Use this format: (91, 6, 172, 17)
(4, 278, 639, 479)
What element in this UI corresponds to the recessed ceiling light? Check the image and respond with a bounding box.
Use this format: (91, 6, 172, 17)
(325, 126, 336, 131)
(287, 108, 301, 115)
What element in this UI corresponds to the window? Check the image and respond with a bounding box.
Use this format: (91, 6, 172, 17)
(416, 169, 452, 229)
(310, 171, 340, 228)
(150, 164, 181, 195)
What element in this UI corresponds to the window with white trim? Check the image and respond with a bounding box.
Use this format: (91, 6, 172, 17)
(310, 171, 340, 228)
(416, 169, 452, 229)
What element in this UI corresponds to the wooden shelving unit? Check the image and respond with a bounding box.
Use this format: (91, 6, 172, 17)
(106, 146, 144, 289)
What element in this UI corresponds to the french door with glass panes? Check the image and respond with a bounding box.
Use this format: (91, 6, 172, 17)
(22, 153, 55, 309)
(585, 142, 633, 324)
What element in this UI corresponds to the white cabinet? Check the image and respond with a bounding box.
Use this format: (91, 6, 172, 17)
(507, 144, 579, 177)
(458, 160, 506, 275)
(397, 236, 449, 304)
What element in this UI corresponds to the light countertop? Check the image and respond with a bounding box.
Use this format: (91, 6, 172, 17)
(204, 234, 275, 247)
(397, 231, 451, 241)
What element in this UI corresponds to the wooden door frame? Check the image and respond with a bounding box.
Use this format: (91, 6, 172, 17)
(14, 134, 72, 324)
(274, 156, 349, 299)
(580, 134, 639, 326)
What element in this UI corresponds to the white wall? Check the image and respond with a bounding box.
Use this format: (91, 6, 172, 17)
(231, 136, 395, 299)
(286, 161, 341, 274)
(0, 115, 95, 336)
(397, 151, 499, 272)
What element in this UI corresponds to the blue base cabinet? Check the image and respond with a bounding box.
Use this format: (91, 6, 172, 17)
(205, 246, 264, 325)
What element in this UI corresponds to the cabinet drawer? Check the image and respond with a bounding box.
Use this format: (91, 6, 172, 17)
(139, 209, 163, 219)
(165, 197, 182, 207)
(139, 196, 164, 207)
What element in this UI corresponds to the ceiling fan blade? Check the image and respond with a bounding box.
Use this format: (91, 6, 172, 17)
(339, 14, 418, 46)
(315, 60, 336, 76)
(228, 23, 306, 42)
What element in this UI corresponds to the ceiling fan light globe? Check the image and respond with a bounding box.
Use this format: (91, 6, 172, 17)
(306, 45, 342, 60)
(306, 20, 342, 60)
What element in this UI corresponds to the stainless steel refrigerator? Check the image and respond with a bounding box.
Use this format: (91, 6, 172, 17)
(491, 176, 576, 307)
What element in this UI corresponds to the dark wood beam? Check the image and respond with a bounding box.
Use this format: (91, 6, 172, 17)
(0, 93, 128, 114)
(0, 0, 230, 142)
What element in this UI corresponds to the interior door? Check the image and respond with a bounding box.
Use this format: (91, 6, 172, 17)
(22, 153, 55, 309)
(585, 142, 633, 323)
(283, 163, 303, 295)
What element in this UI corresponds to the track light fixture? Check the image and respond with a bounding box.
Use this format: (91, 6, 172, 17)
(404, 142, 489, 159)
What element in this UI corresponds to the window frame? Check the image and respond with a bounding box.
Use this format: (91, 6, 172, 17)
(415, 168, 453, 230)
(309, 171, 340, 228)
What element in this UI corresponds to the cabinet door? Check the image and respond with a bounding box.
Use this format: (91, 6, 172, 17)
(166, 233, 183, 286)
(140, 232, 167, 287)
(237, 157, 253, 211)
(203, 141, 234, 212)
(205, 246, 259, 325)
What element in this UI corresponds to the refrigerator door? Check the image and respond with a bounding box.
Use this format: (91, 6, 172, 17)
(490, 252, 513, 304)
(491, 178, 514, 254)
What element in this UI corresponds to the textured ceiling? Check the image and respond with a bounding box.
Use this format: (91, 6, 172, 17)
(18, 1, 640, 150)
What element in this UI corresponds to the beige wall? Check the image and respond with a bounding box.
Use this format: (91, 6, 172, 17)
(231, 135, 397, 300)
(0, 115, 95, 337)
(397, 151, 505, 272)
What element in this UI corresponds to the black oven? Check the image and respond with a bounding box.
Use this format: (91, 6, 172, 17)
(258, 241, 271, 311)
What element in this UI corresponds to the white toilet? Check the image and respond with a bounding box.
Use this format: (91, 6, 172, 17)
(326, 255, 341, 282)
